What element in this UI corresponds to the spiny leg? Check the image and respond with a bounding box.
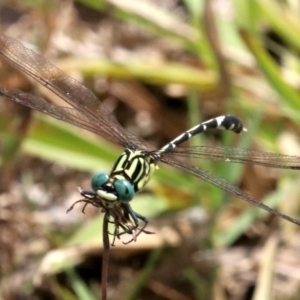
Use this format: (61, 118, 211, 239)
(66, 199, 99, 214)
(121, 204, 154, 244)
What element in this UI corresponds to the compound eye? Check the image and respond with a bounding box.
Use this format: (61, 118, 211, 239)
(114, 179, 135, 202)
(91, 172, 109, 191)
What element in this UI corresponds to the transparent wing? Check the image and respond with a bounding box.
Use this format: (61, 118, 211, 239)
(0, 85, 136, 146)
(0, 34, 145, 149)
(161, 145, 300, 170)
(161, 157, 300, 226)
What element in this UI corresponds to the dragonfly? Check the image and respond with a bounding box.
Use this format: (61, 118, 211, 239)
(1, 33, 300, 236)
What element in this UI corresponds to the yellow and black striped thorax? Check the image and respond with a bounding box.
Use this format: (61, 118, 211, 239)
(110, 149, 158, 192)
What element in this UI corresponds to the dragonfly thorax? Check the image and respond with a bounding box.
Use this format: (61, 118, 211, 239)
(91, 149, 158, 204)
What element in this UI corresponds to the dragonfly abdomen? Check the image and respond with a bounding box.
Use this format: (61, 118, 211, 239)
(159, 115, 246, 153)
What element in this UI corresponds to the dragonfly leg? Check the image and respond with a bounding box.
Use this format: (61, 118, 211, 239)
(120, 204, 154, 244)
(80, 190, 97, 198)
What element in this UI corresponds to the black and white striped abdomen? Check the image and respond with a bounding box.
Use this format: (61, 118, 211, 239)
(159, 115, 246, 153)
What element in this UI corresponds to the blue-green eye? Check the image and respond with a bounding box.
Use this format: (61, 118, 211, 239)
(114, 179, 135, 202)
(91, 172, 109, 191)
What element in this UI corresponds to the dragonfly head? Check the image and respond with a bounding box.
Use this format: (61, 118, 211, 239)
(91, 172, 135, 202)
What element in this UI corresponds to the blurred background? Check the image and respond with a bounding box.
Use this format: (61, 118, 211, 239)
(1, 0, 300, 299)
